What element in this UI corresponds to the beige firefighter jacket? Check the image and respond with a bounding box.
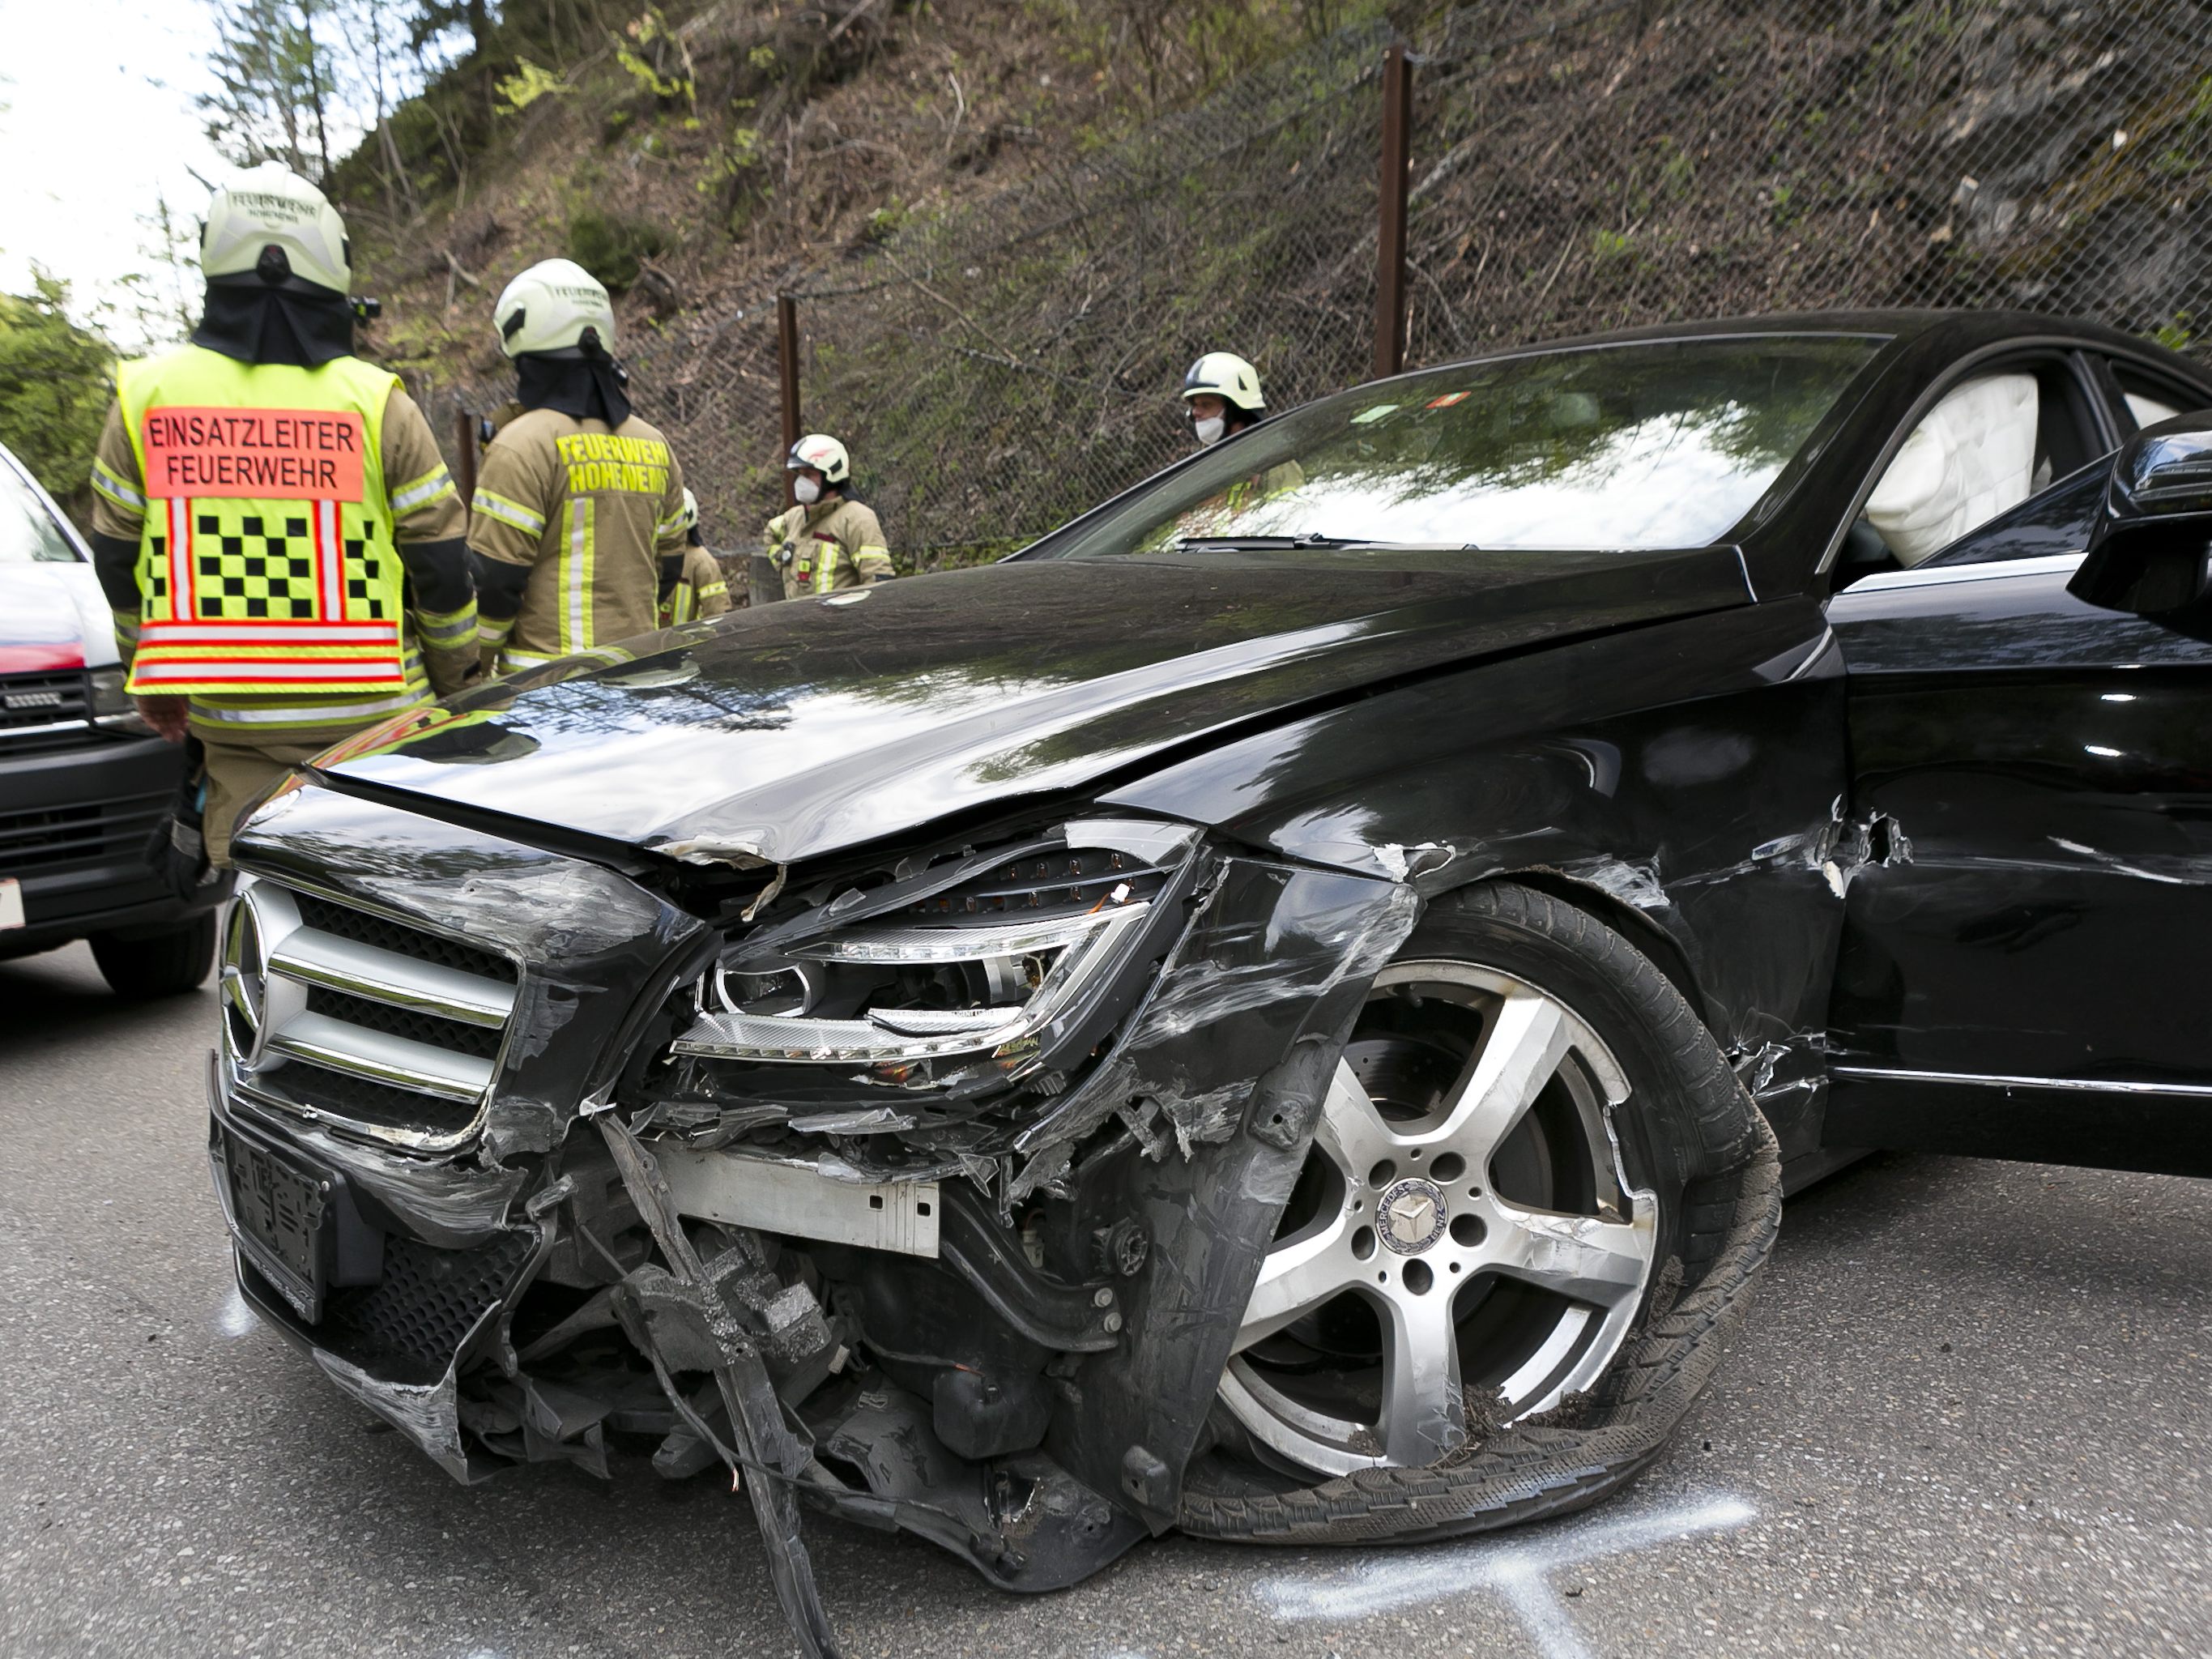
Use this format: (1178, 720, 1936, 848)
(763, 496, 892, 599)
(659, 544, 733, 625)
(469, 407, 688, 669)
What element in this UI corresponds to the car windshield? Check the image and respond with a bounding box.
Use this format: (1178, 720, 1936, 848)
(0, 457, 83, 563)
(1034, 334, 1885, 559)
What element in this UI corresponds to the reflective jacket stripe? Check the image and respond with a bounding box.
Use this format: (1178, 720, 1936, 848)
(91, 459, 143, 510)
(390, 466, 456, 514)
(472, 488, 546, 534)
(560, 497, 595, 654)
(413, 603, 475, 650)
(185, 689, 428, 728)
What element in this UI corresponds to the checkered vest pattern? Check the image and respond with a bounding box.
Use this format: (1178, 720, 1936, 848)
(117, 346, 408, 696)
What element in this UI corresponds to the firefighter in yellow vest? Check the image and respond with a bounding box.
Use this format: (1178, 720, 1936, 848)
(86, 166, 477, 867)
(763, 434, 893, 599)
(659, 488, 732, 625)
(467, 258, 690, 672)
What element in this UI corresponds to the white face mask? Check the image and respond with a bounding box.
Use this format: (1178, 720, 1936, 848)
(793, 475, 822, 505)
(1192, 415, 1226, 446)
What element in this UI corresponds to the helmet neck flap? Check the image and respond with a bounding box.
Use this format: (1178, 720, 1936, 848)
(514, 343, 633, 427)
(192, 275, 356, 369)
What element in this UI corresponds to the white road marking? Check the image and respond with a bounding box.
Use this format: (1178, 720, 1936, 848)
(1251, 1492, 1754, 1659)
(213, 1286, 258, 1338)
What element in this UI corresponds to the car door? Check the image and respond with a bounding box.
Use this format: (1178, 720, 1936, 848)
(1822, 460, 2212, 1176)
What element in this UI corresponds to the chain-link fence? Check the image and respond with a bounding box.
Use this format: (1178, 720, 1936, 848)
(425, 0, 2212, 582)
(790, 20, 1394, 569)
(1401, 0, 2212, 365)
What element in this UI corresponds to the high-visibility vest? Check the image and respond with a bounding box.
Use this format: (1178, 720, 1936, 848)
(117, 345, 407, 697)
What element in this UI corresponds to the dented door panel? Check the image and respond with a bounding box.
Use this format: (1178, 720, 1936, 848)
(1831, 560, 2212, 1078)
(1828, 551, 2212, 1171)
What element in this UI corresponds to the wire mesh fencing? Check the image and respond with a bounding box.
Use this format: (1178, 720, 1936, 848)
(784, 20, 1394, 570)
(1400, 0, 2212, 368)
(422, 0, 2212, 582)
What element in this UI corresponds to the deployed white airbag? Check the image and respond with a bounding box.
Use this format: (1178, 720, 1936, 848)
(1865, 372, 2039, 565)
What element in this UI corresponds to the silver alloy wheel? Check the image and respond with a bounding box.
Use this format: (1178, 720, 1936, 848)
(1220, 961, 1659, 1478)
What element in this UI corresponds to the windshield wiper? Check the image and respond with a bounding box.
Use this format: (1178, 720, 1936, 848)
(1170, 532, 1360, 552)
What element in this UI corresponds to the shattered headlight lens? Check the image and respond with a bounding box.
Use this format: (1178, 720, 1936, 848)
(669, 820, 1199, 1084)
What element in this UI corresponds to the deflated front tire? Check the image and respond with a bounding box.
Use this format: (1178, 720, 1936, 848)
(1179, 880, 1781, 1544)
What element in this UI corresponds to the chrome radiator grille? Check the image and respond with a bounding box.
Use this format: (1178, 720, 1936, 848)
(221, 880, 520, 1151)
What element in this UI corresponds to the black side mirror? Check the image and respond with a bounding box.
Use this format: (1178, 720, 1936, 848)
(2069, 413, 2212, 615)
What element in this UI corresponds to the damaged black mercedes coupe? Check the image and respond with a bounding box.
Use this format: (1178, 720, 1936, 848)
(208, 311, 2212, 1653)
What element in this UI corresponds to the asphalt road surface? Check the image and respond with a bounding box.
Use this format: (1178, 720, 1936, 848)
(3, 940, 2207, 1659)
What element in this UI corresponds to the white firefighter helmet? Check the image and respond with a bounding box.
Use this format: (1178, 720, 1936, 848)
(1180, 351, 1266, 412)
(786, 433, 850, 485)
(494, 258, 617, 357)
(201, 165, 352, 294)
(680, 487, 700, 531)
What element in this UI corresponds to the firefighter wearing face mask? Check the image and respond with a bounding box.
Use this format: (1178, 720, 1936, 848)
(1181, 351, 1304, 511)
(659, 488, 732, 625)
(467, 258, 691, 672)
(762, 434, 893, 599)
(84, 165, 477, 868)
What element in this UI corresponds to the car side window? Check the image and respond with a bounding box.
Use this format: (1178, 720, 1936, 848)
(1915, 458, 2105, 570)
(2107, 361, 2207, 433)
(1833, 356, 2105, 588)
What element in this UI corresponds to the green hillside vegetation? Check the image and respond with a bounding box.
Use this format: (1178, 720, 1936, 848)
(319, 1, 1386, 394)
(0, 275, 116, 524)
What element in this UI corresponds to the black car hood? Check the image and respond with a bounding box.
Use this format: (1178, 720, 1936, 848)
(320, 548, 1753, 866)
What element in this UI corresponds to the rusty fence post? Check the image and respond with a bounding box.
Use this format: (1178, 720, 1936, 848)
(777, 294, 802, 505)
(1374, 41, 1413, 380)
(452, 407, 479, 512)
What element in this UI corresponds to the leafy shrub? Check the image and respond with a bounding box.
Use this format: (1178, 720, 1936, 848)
(0, 275, 113, 518)
(566, 209, 670, 292)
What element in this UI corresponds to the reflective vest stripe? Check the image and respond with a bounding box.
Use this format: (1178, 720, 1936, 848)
(133, 659, 409, 684)
(140, 624, 397, 643)
(166, 497, 193, 618)
(318, 498, 343, 618)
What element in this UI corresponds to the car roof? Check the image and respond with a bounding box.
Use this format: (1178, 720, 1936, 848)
(1391, 307, 2209, 382)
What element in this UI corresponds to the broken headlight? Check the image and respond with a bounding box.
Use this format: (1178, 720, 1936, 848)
(669, 820, 1201, 1090)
